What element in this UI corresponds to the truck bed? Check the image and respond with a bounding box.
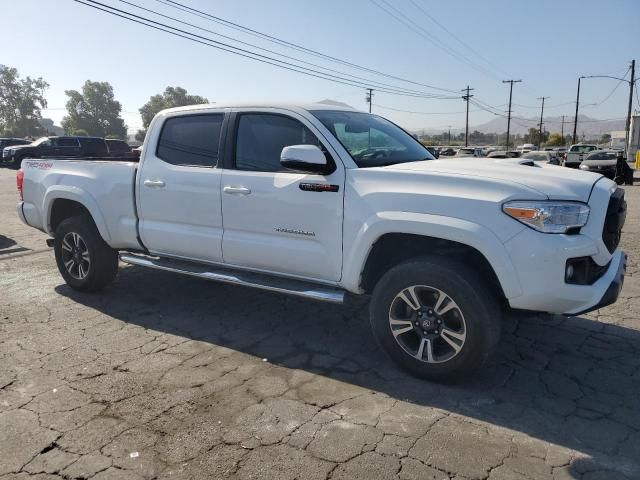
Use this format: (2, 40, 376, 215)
(20, 157, 142, 250)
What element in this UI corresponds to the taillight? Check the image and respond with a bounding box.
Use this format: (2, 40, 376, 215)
(16, 169, 24, 201)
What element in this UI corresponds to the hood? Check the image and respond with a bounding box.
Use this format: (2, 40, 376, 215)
(382, 158, 602, 201)
(6, 144, 35, 151)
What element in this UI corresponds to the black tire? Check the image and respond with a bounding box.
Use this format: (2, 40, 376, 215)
(8, 157, 22, 170)
(54, 214, 118, 292)
(369, 256, 501, 382)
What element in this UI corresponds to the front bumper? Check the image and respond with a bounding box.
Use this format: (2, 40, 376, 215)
(504, 181, 626, 315)
(567, 251, 626, 316)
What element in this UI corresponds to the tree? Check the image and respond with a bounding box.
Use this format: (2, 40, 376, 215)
(136, 87, 209, 141)
(61, 81, 127, 139)
(0, 65, 49, 137)
(545, 133, 564, 147)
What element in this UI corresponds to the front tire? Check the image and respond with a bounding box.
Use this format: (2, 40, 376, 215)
(369, 256, 501, 382)
(54, 214, 118, 292)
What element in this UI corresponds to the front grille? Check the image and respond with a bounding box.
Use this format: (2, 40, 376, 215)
(602, 188, 626, 253)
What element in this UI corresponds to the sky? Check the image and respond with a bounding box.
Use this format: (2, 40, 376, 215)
(3, 0, 639, 136)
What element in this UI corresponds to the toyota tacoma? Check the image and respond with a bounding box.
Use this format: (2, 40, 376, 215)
(16, 103, 627, 381)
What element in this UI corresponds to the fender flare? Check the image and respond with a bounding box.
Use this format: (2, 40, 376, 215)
(43, 186, 112, 242)
(341, 211, 523, 299)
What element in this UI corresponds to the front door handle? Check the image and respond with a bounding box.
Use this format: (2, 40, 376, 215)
(223, 185, 251, 195)
(143, 179, 166, 188)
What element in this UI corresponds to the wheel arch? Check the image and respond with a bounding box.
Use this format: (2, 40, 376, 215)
(45, 188, 111, 242)
(341, 212, 522, 300)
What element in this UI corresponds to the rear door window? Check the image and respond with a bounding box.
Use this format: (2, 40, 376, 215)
(157, 114, 224, 167)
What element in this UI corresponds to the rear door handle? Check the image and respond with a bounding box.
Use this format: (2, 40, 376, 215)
(143, 179, 165, 188)
(223, 185, 251, 195)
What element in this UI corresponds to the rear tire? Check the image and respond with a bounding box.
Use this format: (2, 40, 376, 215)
(369, 256, 501, 382)
(8, 157, 22, 170)
(54, 214, 118, 292)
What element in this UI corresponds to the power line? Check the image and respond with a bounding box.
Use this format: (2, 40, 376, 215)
(73, 0, 458, 99)
(368, 0, 498, 80)
(373, 104, 475, 115)
(154, 0, 459, 94)
(115, 0, 455, 99)
(406, 0, 508, 77)
(583, 66, 631, 107)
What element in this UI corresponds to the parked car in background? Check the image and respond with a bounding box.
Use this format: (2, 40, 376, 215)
(522, 150, 560, 165)
(1, 138, 31, 152)
(1, 138, 32, 166)
(438, 147, 456, 156)
(579, 150, 619, 179)
(105, 139, 132, 156)
(2, 136, 109, 169)
(516, 143, 536, 154)
(455, 147, 482, 157)
(563, 144, 599, 168)
(425, 146, 439, 158)
(487, 150, 521, 159)
(15, 102, 627, 381)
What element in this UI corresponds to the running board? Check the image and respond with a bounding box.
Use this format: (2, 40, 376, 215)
(119, 253, 345, 304)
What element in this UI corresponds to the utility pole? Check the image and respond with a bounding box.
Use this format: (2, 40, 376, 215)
(572, 77, 582, 144)
(461, 86, 474, 147)
(625, 59, 635, 157)
(537, 96, 549, 150)
(502, 80, 522, 150)
(560, 115, 565, 145)
(447, 125, 452, 144)
(365, 88, 374, 113)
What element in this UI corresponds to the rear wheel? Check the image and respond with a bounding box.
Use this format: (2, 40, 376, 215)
(8, 156, 22, 170)
(369, 256, 501, 382)
(54, 214, 118, 291)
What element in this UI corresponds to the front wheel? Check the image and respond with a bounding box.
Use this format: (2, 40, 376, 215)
(54, 214, 118, 292)
(369, 256, 501, 382)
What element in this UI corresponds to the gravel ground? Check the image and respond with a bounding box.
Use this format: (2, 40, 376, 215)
(1, 166, 639, 480)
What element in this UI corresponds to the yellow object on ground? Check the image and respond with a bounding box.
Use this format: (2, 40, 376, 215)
(636, 150, 640, 169)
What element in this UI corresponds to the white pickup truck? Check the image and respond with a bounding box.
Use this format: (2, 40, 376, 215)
(563, 144, 599, 168)
(16, 103, 627, 381)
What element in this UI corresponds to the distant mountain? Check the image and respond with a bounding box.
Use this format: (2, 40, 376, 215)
(317, 99, 353, 108)
(413, 114, 625, 138)
(469, 114, 624, 137)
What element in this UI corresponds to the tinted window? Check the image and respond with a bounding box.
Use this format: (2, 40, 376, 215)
(569, 145, 597, 153)
(58, 137, 80, 147)
(585, 151, 610, 160)
(235, 113, 321, 172)
(157, 114, 224, 167)
(79, 138, 108, 155)
(311, 110, 433, 168)
(106, 139, 131, 154)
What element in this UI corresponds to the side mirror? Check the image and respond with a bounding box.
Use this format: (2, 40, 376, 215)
(280, 145, 334, 175)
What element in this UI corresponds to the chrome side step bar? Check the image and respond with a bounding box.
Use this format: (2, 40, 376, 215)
(119, 253, 345, 304)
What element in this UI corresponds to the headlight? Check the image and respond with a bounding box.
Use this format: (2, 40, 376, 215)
(579, 164, 590, 170)
(503, 201, 590, 233)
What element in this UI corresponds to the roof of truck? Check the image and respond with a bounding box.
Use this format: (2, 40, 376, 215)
(161, 102, 359, 115)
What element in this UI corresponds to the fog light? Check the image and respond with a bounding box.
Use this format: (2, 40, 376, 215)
(565, 264, 575, 281)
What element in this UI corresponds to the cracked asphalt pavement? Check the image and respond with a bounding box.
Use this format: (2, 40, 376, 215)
(1, 167, 639, 480)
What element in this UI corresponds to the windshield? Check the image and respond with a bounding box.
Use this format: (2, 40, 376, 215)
(311, 110, 434, 167)
(32, 137, 50, 146)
